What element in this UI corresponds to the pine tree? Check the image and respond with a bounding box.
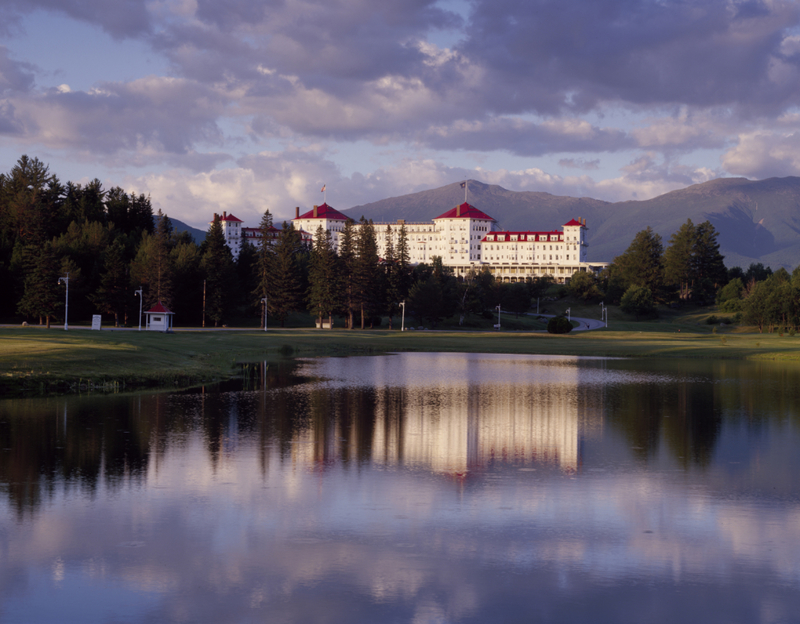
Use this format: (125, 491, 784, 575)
(612, 227, 664, 299)
(129, 212, 174, 309)
(339, 220, 357, 329)
(353, 218, 381, 328)
(17, 240, 61, 328)
(90, 238, 129, 326)
(201, 216, 235, 326)
(308, 225, 341, 328)
(383, 224, 397, 328)
(270, 222, 304, 326)
(252, 210, 275, 327)
(664, 219, 695, 300)
(395, 223, 412, 301)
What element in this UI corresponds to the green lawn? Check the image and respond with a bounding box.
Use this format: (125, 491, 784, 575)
(2, 316, 798, 396)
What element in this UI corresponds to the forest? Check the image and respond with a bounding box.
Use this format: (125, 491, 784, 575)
(1, 155, 796, 332)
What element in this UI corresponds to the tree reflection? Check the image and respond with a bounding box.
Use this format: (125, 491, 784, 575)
(4, 357, 800, 517)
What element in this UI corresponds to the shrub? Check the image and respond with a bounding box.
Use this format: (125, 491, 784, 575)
(620, 285, 657, 319)
(547, 316, 573, 334)
(706, 315, 718, 325)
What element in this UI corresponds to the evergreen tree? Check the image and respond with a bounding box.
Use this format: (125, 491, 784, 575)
(406, 257, 458, 327)
(17, 240, 62, 328)
(339, 219, 357, 329)
(201, 216, 235, 326)
(270, 222, 304, 326)
(692, 221, 727, 297)
(90, 239, 129, 326)
(383, 224, 398, 328)
(612, 227, 664, 299)
(307, 225, 341, 328)
(252, 210, 275, 328)
(171, 239, 203, 325)
(664, 219, 695, 300)
(395, 223, 412, 301)
(353, 218, 381, 328)
(130, 211, 174, 309)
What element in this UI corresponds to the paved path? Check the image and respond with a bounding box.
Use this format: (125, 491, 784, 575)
(531, 313, 606, 332)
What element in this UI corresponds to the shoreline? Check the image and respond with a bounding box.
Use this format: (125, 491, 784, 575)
(2, 326, 798, 397)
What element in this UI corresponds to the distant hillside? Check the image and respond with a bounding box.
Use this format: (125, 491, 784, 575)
(344, 178, 800, 269)
(173, 218, 206, 244)
(154, 215, 206, 244)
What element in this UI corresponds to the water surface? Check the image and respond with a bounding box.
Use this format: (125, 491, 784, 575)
(2, 353, 800, 623)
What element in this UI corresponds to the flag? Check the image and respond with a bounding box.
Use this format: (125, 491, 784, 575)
(460, 182, 466, 189)
(321, 184, 326, 193)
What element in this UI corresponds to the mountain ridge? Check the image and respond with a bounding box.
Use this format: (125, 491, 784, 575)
(343, 177, 800, 269)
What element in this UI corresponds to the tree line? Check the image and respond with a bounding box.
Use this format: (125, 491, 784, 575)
(567, 218, 800, 331)
(0, 156, 553, 329)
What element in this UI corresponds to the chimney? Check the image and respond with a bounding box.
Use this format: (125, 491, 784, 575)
(295, 207, 300, 219)
(223, 211, 227, 219)
(457, 204, 461, 217)
(313, 205, 318, 218)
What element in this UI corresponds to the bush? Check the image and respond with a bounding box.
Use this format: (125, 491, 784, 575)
(547, 316, 573, 334)
(706, 315, 718, 325)
(620, 285, 657, 319)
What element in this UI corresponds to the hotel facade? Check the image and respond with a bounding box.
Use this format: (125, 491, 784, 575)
(215, 201, 608, 283)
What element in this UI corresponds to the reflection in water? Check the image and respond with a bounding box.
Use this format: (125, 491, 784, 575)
(2, 354, 800, 623)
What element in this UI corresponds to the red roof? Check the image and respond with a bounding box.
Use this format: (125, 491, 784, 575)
(295, 203, 350, 221)
(146, 301, 174, 314)
(220, 213, 242, 222)
(563, 219, 584, 227)
(434, 203, 495, 221)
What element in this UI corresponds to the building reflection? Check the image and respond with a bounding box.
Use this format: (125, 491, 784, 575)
(279, 354, 596, 475)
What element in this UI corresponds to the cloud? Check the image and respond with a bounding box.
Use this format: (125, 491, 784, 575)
(1, 76, 230, 166)
(722, 130, 800, 178)
(421, 116, 633, 156)
(3, 0, 152, 38)
(559, 158, 600, 170)
(0, 46, 35, 93)
(458, 0, 800, 116)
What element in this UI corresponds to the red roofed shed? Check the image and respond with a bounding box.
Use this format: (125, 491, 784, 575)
(145, 301, 175, 332)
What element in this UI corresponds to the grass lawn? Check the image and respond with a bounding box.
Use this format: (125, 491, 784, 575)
(2, 306, 799, 395)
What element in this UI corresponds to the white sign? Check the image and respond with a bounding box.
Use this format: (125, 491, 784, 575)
(91, 315, 102, 330)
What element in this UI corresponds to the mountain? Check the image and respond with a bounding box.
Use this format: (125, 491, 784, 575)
(172, 218, 206, 244)
(154, 215, 207, 244)
(343, 178, 800, 269)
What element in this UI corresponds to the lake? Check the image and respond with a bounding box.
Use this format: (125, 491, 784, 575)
(2, 353, 800, 623)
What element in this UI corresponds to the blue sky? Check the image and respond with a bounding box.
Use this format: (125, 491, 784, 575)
(2, 0, 800, 228)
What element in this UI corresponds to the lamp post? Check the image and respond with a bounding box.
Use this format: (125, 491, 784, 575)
(400, 300, 406, 332)
(566, 307, 571, 322)
(134, 287, 143, 331)
(58, 273, 69, 330)
(262, 297, 268, 332)
(496, 304, 501, 329)
(600, 302, 606, 328)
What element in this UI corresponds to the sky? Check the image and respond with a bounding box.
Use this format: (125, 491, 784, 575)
(2, 0, 800, 228)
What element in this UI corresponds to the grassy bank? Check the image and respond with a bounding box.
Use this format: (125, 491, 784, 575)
(2, 321, 799, 396)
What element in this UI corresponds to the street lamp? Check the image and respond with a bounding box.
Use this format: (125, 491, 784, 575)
(262, 297, 268, 332)
(58, 272, 69, 330)
(566, 307, 571, 322)
(495, 304, 501, 329)
(134, 287, 143, 331)
(400, 300, 406, 332)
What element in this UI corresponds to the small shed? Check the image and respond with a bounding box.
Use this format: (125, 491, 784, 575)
(145, 301, 175, 332)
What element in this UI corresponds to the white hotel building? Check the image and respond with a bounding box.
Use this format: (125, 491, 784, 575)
(216, 201, 607, 283)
